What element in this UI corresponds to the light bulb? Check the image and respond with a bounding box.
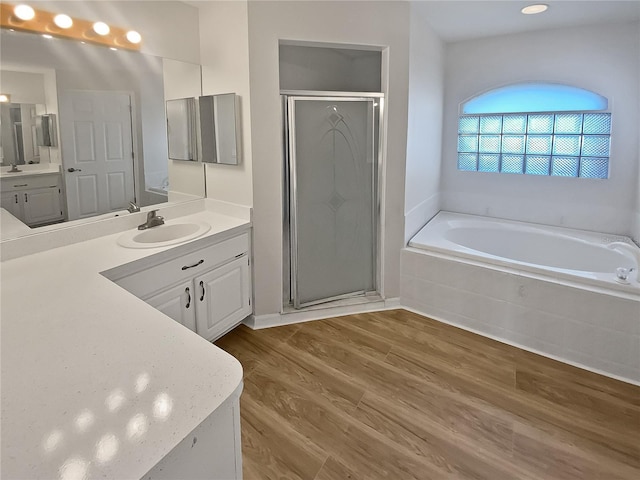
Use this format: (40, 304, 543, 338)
(0, 94, 10, 103)
(126, 30, 141, 44)
(54, 14, 73, 29)
(521, 4, 548, 15)
(93, 21, 110, 36)
(14, 4, 35, 21)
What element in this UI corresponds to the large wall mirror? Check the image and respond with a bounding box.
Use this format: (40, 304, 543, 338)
(0, 29, 203, 239)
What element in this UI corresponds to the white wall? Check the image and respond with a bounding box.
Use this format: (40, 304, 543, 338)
(441, 22, 640, 236)
(404, 2, 444, 244)
(198, 1, 253, 208)
(247, 0, 410, 316)
(0, 71, 46, 104)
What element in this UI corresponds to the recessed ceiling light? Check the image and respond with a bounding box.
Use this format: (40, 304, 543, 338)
(14, 4, 35, 21)
(54, 14, 73, 29)
(93, 21, 110, 36)
(42, 34, 53, 39)
(521, 4, 548, 15)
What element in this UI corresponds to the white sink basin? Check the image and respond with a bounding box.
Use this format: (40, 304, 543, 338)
(118, 222, 211, 248)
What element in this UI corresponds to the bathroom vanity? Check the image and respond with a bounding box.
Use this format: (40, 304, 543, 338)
(0, 166, 64, 227)
(0, 199, 250, 479)
(105, 227, 252, 342)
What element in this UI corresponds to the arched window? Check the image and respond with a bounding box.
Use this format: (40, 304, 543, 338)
(457, 83, 611, 178)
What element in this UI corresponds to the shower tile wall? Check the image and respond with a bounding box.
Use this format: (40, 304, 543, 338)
(400, 250, 640, 383)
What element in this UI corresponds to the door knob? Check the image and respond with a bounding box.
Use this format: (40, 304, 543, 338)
(67, 168, 82, 172)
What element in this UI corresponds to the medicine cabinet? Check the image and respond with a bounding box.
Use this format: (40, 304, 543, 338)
(166, 93, 240, 165)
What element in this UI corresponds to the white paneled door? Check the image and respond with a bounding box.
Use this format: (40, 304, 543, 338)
(59, 91, 135, 220)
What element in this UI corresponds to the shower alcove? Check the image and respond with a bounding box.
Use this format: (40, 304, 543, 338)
(279, 43, 385, 311)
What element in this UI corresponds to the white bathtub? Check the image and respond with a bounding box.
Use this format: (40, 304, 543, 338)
(402, 211, 640, 384)
(410, 212, 639, 294)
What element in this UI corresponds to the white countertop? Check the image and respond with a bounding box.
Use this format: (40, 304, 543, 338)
(0, 163, 61, 178)
(0, 208, 32, 238)
(1, 206, 248, 479)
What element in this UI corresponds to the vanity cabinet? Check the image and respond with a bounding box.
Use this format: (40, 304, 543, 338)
(193, 256, 251, 340)
(111, 230, 252, 342)
(0, 173, 63, 226)
(145, 280, 197, 332)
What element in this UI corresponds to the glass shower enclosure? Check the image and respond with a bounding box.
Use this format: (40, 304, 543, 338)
(283, 93, 382, 309)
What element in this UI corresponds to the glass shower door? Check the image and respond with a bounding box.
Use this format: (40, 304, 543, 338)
(288, 96, 376, 308)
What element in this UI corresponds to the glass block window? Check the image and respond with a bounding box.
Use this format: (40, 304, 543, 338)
(457, 112, 611, 178)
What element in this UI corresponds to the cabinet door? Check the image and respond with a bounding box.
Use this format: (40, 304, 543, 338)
(145, 281, 197, 333)
(23, 187, 63, 226)
(0, 191, 23, 220)
(194, 257, 251, 341)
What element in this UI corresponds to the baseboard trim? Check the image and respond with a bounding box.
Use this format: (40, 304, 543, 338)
(244, 297, 401, 330)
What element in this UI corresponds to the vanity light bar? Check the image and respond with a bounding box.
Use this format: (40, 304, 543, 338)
(0, 3, 142, 51)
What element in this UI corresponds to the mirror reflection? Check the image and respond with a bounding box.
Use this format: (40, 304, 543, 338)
(0, 102, 44, 166)
(166, 93, 241, 165)
(166, 97, 197, 162)
(0, 29, 203, 234)
(200, 93, 241, 165)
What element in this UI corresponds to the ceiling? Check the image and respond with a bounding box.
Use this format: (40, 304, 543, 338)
(414, 0, 640, 43)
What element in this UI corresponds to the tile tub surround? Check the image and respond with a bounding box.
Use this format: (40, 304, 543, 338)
(1, 205, 250, 479)
(400, 249, 640, 384)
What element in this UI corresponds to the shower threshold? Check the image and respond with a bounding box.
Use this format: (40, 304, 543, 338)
(283, 292, 383, 314)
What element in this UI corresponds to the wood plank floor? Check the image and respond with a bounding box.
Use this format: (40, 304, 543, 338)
(215, 309, 640, 480)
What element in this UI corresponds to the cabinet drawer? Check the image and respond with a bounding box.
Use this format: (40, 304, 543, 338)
(1, 174, 60, 191)
(115, 233, 249, 299)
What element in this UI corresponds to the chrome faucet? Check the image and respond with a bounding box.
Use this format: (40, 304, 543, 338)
(615, 267, 636, 284)
(608, 242, 640, 283)
(138, 209, 165, 230)
(127, 201, 140, 213)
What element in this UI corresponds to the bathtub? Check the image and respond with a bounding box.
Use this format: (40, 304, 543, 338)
(410, 212, 639, 294)
(401, 211, 640, 384)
